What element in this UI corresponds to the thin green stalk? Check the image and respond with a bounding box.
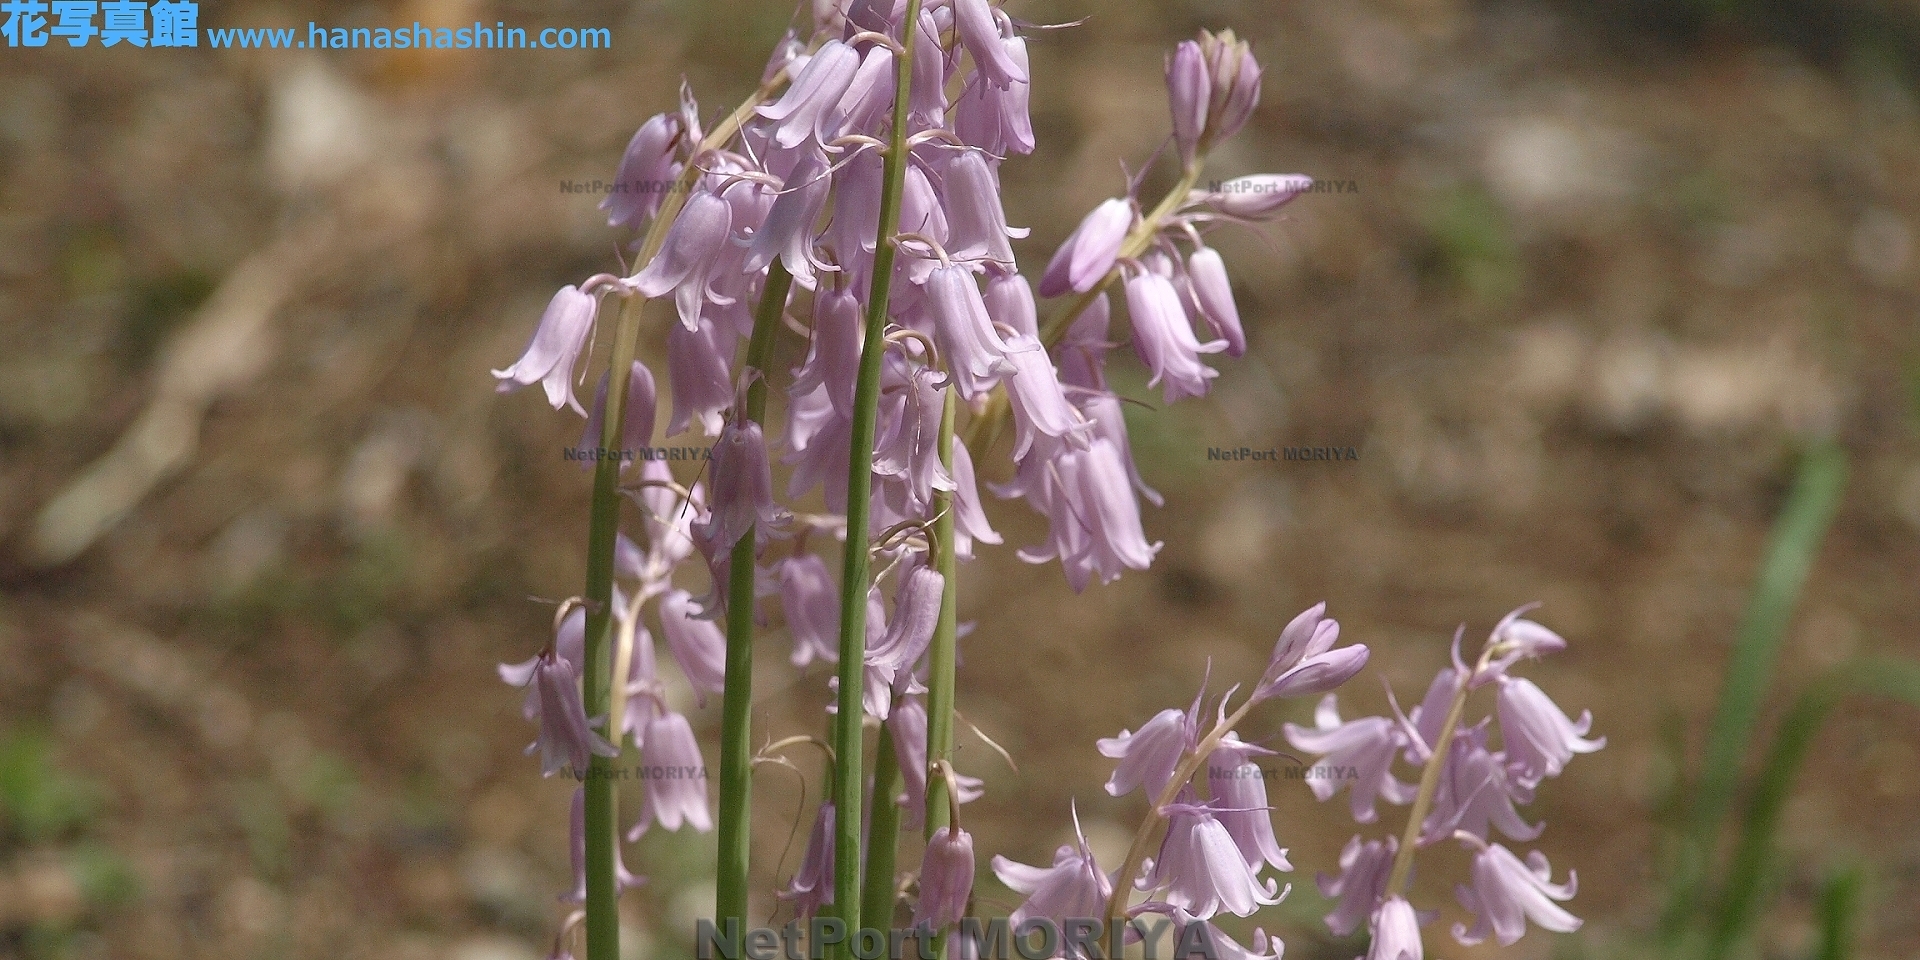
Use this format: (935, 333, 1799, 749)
(924, 390, 959, 840)
(576, 65, 797, 960)
(832, 5, 923, 952)
(1101, 693, 1261, 954)
(924, 391, 959, 960)
(863, 722, 905, 931)
(1665, 444, 1847, 941)
(581, 297, 644, 960)
(716, 262, 795, 928)
(1386, 644, 1496, 897)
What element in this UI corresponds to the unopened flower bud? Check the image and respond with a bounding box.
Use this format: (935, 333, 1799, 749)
(914, 826, 976, 930)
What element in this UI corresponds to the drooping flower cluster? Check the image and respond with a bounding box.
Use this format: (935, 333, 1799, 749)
(1288, 608, 1603, 959)
(482, 2, 1553, 956)
(497, 458, 721, 898)
(990, 604, 1370, 958)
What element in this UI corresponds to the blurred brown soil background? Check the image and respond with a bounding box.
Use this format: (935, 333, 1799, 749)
(2, 0, 1919, 957)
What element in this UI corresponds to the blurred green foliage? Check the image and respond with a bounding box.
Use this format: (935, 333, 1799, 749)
(1420, 185, 1520, 308)
(1649, 445, 1920, 960)
(0, 732, 100, 845)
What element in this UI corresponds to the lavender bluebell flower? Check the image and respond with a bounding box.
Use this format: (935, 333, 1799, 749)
(508, 651, 618, 778)
(1451, 841, 1581, 946)
(824, 42, 897, 144)
(792, 286, 864, 417)
(1283, 694, 1414, 824)
(947, 438, 1003, 560)
(1207, 735, 1292, 873)
(603, 113, 682, 229)
(631, 191, 734, 330)
(900, 166, 954, 285)
(1039, 199, 1133, 297)
(1479, 607, 1568, 680)
(776, 553, 840, 667)
(943, 150, 1026, 270)
(697, 418, 784, 554)
(1420, 725, 1540, 844)
(1253, 603, 1370, 703)
(1000, 436, 1163, 591)
(635, 709, 711, 833)
(909, 8, 949, 130)
(953, 31, 1034, 157)
(872, 364, 956, 521)
(1406, 666, 1462, 756)
(499, 603, 586, 690)
(659, 589, 726, 706)
(578, 361, 658, 470)
(1000, 334, 1090, 460)
(1197, 175, 1313, 219)
(914, 827, 976, 930)
(493, 285, 597, 414)
(1124, 266, 1224, 403)
(1055, 291, 1112, 391)
(743, 150, 834, 288)
(1184, 246, 1245, 358)
(1318, 835, 1396, 937)
(925, 264, 1013, 399)
(1366, 896, 1424, 960)
(756, 39, 862, 150)
(991, 814, 1113, 928)
(863, 565, 944, 719)
(1140, 800, 1286, 919)
(1098, 707, 1191, 799)
(986, 272, 1039, 338)
(1166, 41, 1210, 167)
(1196, 30, 1262, 151)
(954, 0, 1027, 89)
(887, 695, 986, 830)
(665, 314, 735, 437)
(1494, 675, 1604, 785)
(778, 802, 835, 919)
(621, 621, 662, 749)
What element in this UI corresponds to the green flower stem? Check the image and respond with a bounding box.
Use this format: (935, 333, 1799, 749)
(924, 390, 959, 960)
(716, 261, 795, 928)
(924, 390, 959, 838)
(1385, 644, 1496, 898)
(862, 721, 905, 932)
(1101, 690, 1259, 954)
(831, 5, 923, 954)
(577, 64, 796, 960)
(581, 294, 644, 960)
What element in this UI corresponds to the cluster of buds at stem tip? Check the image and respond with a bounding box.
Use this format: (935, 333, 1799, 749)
(1286, 607, 1603, 959)
(1166, 29, 1262, 168)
